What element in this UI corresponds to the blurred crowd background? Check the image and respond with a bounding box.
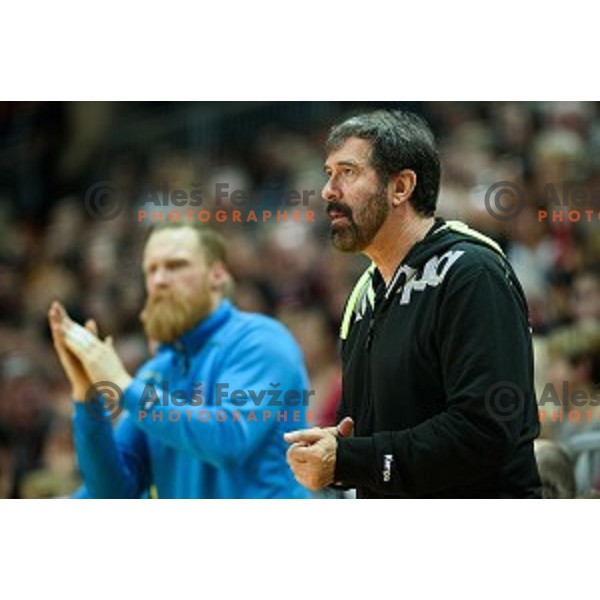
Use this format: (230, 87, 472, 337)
(0, 101, 599, 499)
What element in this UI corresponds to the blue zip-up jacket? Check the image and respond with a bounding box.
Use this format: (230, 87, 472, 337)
(72, 300, 311, 498)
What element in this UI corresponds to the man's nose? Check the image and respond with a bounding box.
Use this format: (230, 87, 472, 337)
(321, 177, 342, 202)
(148, 267, 170, 292)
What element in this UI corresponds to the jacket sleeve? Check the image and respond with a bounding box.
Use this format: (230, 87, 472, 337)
(72, 404, 151, 498)
(121, 322, 309, 469)
(334, 263, 537, 496)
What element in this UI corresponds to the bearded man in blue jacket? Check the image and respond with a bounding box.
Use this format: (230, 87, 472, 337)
(48, 223, 311, 499)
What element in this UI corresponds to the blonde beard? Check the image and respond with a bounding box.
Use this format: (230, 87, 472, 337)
(140, 289, 213, 344)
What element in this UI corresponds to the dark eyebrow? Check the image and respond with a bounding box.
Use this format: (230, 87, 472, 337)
(324, 159, 361, 172)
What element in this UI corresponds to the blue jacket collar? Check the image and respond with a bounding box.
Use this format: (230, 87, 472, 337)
(162, 299, 234, 355)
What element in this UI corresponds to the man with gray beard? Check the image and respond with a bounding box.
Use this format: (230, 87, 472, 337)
(49, 223, 311, 498)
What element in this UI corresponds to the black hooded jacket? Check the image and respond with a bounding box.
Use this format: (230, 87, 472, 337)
(334, 218, 542, 498)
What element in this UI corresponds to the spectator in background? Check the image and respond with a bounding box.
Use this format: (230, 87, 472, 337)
(541, 321, 600, 493)
(506, 206, 554, 329)
(571, 264, 600, 325)
(0, 355, 52, 497)
(534, 439, 576, 499)
(542, 321, 600, 440)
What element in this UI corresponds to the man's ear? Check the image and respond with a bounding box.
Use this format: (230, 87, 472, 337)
(390, 169, 417, 207)
(208, 262, 230, 293)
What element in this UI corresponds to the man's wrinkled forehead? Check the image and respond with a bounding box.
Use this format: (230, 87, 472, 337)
(324, 136, 374, 169)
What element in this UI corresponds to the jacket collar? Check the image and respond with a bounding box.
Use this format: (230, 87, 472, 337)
(162, 299, 234, 355)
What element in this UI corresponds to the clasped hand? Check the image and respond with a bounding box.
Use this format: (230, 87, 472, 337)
(284, 417, 353, 491)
